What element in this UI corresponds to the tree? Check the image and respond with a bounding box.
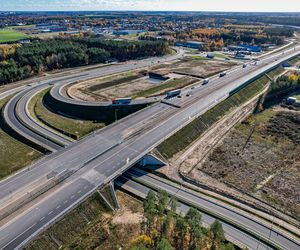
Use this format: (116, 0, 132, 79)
(210, 220, 225, 250)
(157, 190, 169, 215)
(185, 207, 203, 248)
(169, 196, 178, 214)
(175, 216, 188, 248)
(221, 243, 235, 250)
(143, 190, 158, 233)
(156, 238, 173, 250)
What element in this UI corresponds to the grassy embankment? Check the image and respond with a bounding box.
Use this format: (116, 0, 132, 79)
(86, 71, 140, 93)
(134, 77, 198, 98)
(28, 89, 105, 140)
(0, 96, 42, 179)
(26, 191, 143, 250)
(0, 29, 28, 43)
(157, 75, 270, 159)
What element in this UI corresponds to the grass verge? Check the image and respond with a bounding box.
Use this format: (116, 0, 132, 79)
(133, 77, 198, 98)
(29, 89, 105, 139)
(0, 96, 42, 179)
(157, 75, 270, 159)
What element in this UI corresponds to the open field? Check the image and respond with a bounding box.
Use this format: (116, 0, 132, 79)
(198, 108, 300, 219)
(26, 191, 143, 250)
(0, 96, 42, 179)
(157, 75, 269, 159)
(0, 29, 28, 43)
(29, 89, 105, 139)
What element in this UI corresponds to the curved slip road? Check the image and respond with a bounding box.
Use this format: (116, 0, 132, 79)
(0, 46, 300, 249)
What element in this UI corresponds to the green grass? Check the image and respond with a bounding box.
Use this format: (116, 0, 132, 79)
(157, 75, 270, 159)
(0, 29, 28, 43)
(190, 55, 209, 60)
(266, 66, 285, 80)
(29, 89, 105, 139)
(134, 77, 198, 98)
(0, 96, 42, 179)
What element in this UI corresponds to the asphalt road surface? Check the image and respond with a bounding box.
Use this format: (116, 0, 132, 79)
(0, 46, 300, 249)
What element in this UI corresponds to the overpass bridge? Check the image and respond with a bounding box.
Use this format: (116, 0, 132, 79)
(0, 46, 300, 249)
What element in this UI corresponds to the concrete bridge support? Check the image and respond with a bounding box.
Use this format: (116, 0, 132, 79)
(97, 181, 120, 212)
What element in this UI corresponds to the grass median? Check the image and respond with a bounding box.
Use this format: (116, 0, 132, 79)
(29, 89, 105, 140)
(0, 96, 42, 179)
(133, 77, 198, 98)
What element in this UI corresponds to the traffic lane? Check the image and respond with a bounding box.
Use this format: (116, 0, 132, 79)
(0, 178, 95, 250)
(126, 170, 299, 250)
(0, 50, 286, 207)
(17, 86, 72, 146)
(49, 49, 184, 105)
(0, 102, 168, 199)
(3, 90, 62, 151)
(1, 47, 298, 244)
(116, 177, 271, 250)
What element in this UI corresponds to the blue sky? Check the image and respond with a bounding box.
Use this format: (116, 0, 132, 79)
(1, 0, 300, 12)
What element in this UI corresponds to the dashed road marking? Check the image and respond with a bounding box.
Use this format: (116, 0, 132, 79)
(71, 195, 75, 199)
(40, 217, 45, 221)
(63, 200, 68, 204)
(48, 211, 53, 215)
(56, 205, 61, 209)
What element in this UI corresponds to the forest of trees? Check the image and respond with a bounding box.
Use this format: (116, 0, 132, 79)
(129, 190, 235, 250)
(0, 38, 168, 84)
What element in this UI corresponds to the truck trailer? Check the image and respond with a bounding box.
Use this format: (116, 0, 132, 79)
(112, 97, 132, 105)
(166, 89, 181, 98)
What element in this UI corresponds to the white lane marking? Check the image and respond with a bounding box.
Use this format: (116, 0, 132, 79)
(63, 200, 68, 204)
(56, 205, 61, 209)
(71, 195, 75, 199)
(48, 211, 53, 215)
(40, 217, 45, 221)
(77, 190, 82, 194)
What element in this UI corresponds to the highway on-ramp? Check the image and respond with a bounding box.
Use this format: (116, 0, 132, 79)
(0, 46, 300, 249)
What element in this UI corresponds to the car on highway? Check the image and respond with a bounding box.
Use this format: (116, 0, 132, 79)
(202, 78, 210, 85)
(219, 72, 227, 77)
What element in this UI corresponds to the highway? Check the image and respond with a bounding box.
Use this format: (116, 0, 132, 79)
(2, 49, 184, 151)
(0, 45, 300, 249)
(121, 167, 299, 250)
(116, 172, 273, 250)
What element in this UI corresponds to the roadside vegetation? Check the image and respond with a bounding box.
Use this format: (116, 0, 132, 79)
(133, 77, 198, 98)
(0, 96, 42, 179)
(29, 89, 105, 139)
(184, 62, 300, 219)
(26, 189, 233, 250)
(130, 189, 233, 250)
(200, 107, 300, 219)
(157, 75, 270, 159)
